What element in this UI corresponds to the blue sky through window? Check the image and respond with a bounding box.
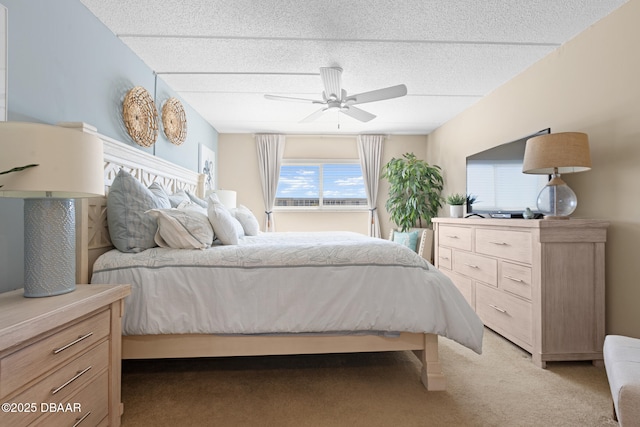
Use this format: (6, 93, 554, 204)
(276, 164, 366, 200)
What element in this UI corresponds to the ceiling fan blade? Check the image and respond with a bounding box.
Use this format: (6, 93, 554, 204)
(300, 107, 327, 123)
(320, 67, 343, 100)
(340, 106, 376, 122)
(264, 94, 323, 104)
(348, 84, 407, 105)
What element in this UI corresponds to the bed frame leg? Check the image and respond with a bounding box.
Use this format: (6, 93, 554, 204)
(413, 333, 446, 391)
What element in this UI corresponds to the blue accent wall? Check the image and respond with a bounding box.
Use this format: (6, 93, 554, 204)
(0, 0, 219, 292)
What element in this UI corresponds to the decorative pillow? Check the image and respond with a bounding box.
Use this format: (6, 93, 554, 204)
(186, 190, 208, 209)
(231, 205, 260, 236)
(206, 193, 244, 245)
(168, 189, 191, 208)
(393, 230, 419, 252)
(148, 182, 171, 209)
(146, 208, 214, 249)
(107, 169, 167, 253)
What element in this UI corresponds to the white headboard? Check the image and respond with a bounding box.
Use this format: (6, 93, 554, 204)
(63, 123, 205, 283)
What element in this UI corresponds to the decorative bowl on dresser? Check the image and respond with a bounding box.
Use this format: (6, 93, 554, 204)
(432, 217, 608, 368)
(0, 284, 130, 427)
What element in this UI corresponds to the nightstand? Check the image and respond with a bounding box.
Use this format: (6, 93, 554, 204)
(0, 284, 130, 427)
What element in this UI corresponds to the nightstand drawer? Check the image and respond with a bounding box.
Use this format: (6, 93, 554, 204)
(454, 251, 497, 286)
(500, 262, 532, 300)
(33, 370, 109, 427)
(0, 341, 108, 427)
(476, 283, 532, 346)
(475, 229, 532, 264)
(0, 310, 110, 399)
(438, 226, 472, 251)
(437, 246, 452, 270)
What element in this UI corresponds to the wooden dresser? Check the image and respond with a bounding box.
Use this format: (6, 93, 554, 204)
(432, 218, 608, 368)
(0, 284, 130, 427)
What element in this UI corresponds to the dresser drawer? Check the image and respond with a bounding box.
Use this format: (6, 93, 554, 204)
(33, 370, 109, 427)
(438, 225, 472, 251)
(500, 262, 532, 300)
(0, 341, 108, 427)
(0, 310, 110, 399)
(476, 283, 532, 346)
(475, 229, 532, 264)
(440, 269, 474, 308)
(454, 251, 497, 286)
(437, 246, 452, 270)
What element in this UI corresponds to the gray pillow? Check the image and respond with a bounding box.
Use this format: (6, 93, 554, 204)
(186, 190, 208, 208)
(148, 182, 171, 209)
(168, 189, 191, 208)
(107, 169, 167, 253)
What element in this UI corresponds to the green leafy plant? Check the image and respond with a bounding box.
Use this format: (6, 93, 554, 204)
(0, 164, 39, 188)
(446, 193, 466, 205)
(382, 153, 444, 231)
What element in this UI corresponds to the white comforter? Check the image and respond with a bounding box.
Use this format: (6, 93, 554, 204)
(91, 231, 483, 354)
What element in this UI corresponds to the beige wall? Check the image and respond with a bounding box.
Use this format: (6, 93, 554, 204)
(426, 0, 640, 337)
(218, 134, 428, 239)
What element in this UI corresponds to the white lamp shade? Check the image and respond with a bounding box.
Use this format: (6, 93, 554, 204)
(213, 189, 237, 209)
(0, 122, 104, 198)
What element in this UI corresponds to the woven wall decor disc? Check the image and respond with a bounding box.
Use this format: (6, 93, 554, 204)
(122, 86, 158, 147)
(162, 97, 187, 145)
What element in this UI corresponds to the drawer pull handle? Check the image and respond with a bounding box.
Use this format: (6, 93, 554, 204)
(489, 304, 507, 314)
(447, 235, 459, 239)
(73, 411, 92, 427)
(504, 275, 525, 283)
(440, 256, 449, 260)
(489, 241, 508, 246)
(464, 263, 479, 269)
(53, 332, 94, 354)
(51, 366, 92, 395)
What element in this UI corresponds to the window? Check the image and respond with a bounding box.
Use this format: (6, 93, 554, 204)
(275, 162, 367, 208)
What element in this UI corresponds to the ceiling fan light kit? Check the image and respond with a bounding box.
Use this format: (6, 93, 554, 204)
(265, 67, 407, 124)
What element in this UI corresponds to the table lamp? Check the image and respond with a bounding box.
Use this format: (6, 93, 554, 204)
(213, 189, 237, 209)
(522, 132, 591, 219)
(0, 122, 104, 297)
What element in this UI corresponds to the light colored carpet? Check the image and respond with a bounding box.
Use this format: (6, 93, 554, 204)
(120, 328, 617, 426)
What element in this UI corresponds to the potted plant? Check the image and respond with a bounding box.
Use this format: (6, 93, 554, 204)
(446, 193, 465, 218)
(466, 194, 477, 214)
(382, 153, 444, 262)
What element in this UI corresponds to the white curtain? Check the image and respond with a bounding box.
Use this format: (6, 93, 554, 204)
(255, 134, 285, 232)
(357, 134, 384, 238)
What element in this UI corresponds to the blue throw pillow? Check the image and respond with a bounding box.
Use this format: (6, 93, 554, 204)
(393, 230, 419, 252)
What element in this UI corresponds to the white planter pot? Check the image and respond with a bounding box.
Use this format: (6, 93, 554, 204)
(450, 205, 464, 218)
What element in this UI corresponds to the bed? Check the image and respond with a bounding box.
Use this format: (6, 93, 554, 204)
(71, 122, 483, 391)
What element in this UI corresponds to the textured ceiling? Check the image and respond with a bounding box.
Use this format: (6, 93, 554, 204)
(80, 0, 627, 135)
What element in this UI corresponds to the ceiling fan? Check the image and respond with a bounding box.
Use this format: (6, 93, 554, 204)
(264, 67, 407, 123)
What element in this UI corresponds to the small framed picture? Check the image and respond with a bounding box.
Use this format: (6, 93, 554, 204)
(198, 143, 215, 192)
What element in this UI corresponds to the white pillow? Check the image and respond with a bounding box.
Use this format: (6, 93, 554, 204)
(207, 194, 244, 245)
(146, 208, 214, 249)
(232, 205, 260, 236)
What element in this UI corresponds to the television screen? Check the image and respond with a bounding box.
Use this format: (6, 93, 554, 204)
(466, 129, 550, 216)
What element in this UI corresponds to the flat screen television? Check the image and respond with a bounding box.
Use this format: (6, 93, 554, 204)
(466, 128, 550, 218)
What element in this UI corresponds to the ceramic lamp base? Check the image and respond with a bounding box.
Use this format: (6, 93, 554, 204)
(23, 198, 76, 297)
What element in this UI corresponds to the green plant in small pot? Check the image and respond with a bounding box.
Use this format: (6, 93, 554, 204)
(382, 153, 444, 262)
(446, 193, 466, 218)
(466, 193, 477, 214)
